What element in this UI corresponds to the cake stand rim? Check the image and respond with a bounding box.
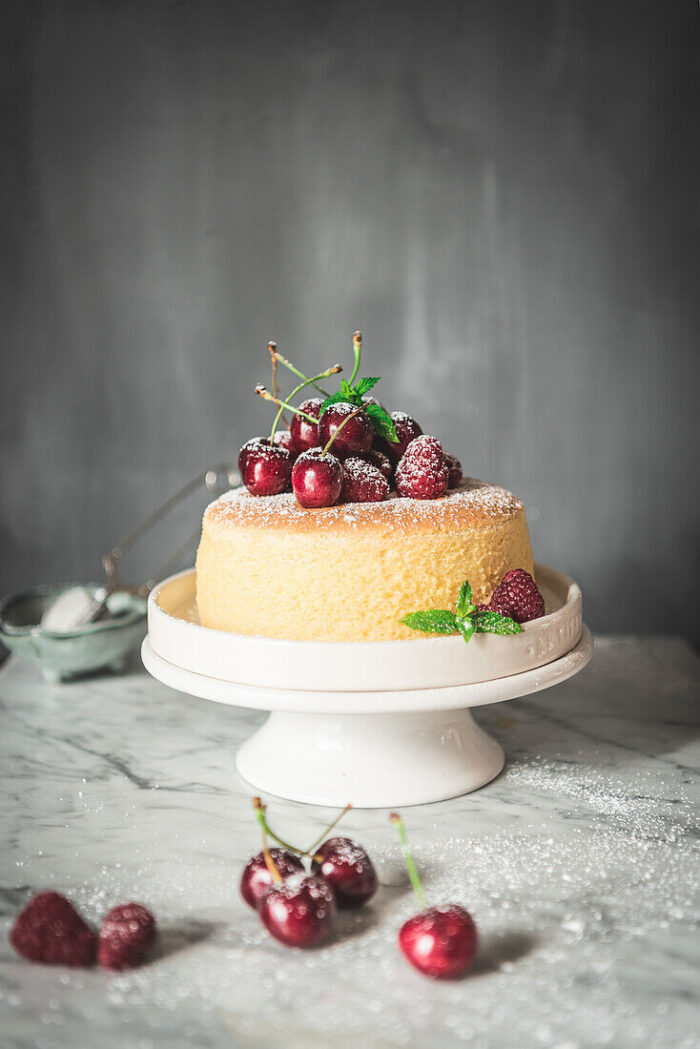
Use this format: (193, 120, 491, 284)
(148, 561, 584, 692)
(141, 624, 594, 715)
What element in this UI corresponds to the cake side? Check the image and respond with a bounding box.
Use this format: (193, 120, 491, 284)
(195, 481, 535, 641)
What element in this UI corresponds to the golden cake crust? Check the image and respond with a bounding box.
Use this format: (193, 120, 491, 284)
(205, 479, 525, 534)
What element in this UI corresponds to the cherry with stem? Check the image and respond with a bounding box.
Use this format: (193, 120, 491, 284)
(390, 812, 478, 980)
(266, 364, 343, 444)
(320, 404, 366, 456)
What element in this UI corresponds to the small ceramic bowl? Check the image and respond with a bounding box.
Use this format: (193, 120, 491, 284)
(0, 584, 147, 683)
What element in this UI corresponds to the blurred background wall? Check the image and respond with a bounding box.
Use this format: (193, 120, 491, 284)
(2, 0, 698, 637)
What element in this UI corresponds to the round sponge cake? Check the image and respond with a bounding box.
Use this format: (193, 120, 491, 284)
(195, 479, 535, 642)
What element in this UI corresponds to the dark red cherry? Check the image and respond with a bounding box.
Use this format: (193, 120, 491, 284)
(259, 875, 337, 948)
(398, 904, 477, 979)
(317, 403, 374, 459)
(311, 837, 378, 908)
(443, 452, 463, 488)
(290, 398, 324, 452)
(240, 848, 305, 911)
(357, 449, 393, 482)
(291, 449, 343, 508)
(238, 437, 267, 477)
(243, 443, 293, 496)
(340, 458, 389, 504)
(273, 430, 298, 458)
(380, 411, 423, 462)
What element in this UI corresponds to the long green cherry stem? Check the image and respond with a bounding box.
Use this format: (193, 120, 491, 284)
(268, 363, 343, 443)
(255, 385, 319, 425)
(253, 796, 351, 861)
(272, 348, 335, 398)
(390, 812, 428, 910)
(348, 330, 362, 386)
(304, 803, 353, 856)
(267, 342, 286, 426)
(321, 403, 365, 456)
(253, 797, 305, 856)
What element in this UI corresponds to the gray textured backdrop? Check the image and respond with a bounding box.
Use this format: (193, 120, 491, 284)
(2, 1, 699, 637)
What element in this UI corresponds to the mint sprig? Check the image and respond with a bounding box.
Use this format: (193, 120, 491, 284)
(400, 610, 459, 635)
(400, 577, 523, 645)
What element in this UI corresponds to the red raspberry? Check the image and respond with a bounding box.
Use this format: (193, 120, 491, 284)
(443, 452, 463, 488)
(97, 903, 157, 970)
(10, 892, 96, 967)
(395, 436, 449, 500)
(487, 569, 545, 623)
(341, 458, 390, 503)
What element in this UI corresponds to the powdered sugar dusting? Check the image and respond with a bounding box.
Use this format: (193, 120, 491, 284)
(206, 478, 524, 534)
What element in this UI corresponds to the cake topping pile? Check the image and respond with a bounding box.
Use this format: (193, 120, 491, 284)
(239, 332, 463, 508)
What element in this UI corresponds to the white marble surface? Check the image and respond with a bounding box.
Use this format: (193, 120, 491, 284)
(1, 638, 699, 1049)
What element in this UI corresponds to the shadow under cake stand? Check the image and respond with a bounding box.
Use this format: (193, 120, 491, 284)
(141, 563, 593, 808)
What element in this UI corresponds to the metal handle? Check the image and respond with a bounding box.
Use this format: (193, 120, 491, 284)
(102, 464, 239, 596)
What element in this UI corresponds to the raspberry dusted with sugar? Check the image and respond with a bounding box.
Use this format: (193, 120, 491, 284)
(443, 452, 463, 488)
(97, 902, 157, 970)
(341, 457, 390, 503)
(488, 569, 545, 623)
(395, 435, 449, 500)
(10, 892, 96, 967)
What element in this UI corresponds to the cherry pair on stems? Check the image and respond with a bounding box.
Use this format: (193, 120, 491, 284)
(240, 799, 378, 949)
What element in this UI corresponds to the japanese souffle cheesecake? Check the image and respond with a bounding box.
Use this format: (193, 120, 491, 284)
(195, 333, 542, 643)
(196, 481, 534, 642)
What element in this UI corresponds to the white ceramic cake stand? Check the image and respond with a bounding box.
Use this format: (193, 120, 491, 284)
(141, 565, 593, 807)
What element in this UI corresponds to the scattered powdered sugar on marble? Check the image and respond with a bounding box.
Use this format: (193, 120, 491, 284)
(2, 643, 699, 1049)
(206, 478, 523, 532)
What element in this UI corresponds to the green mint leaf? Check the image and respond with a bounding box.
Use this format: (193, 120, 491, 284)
(364, 402, 398, 442)
(320, 391, 351, 414)
(457, 618, 476, 645)
(354, 376, 380, 397)
(456, 579, 473, 617)
(400, 610, 458, 635)
(340, 379, 361, 405)
(473, 610, 523, 636)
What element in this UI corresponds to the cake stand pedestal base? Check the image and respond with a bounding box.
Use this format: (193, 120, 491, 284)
(236, 707, 505, 808)
(141, 621, 593, 809)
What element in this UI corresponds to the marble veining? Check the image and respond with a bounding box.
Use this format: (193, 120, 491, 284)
(0, 638, 699, 1049)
